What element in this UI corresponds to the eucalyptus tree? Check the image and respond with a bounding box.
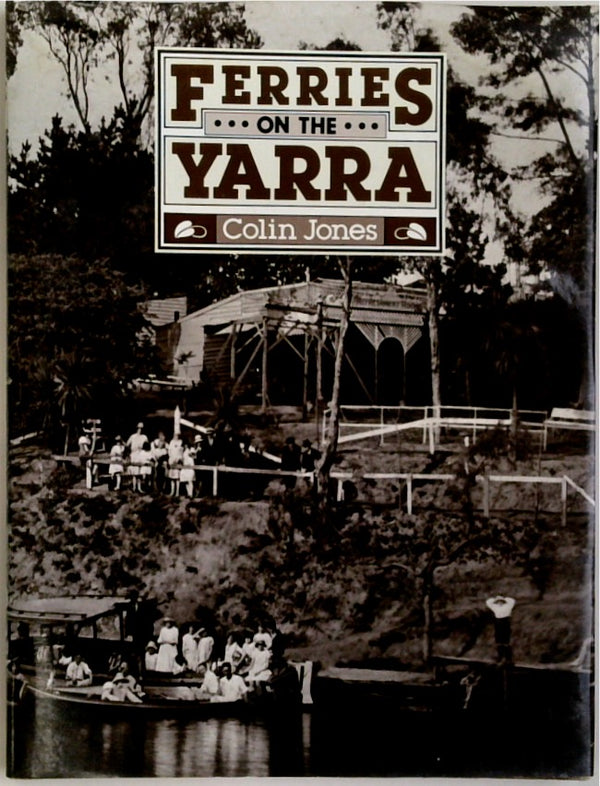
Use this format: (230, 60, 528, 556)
(451, 5, 598, 406)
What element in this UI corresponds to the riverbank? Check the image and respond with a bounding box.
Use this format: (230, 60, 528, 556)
(8, 436, 594, 672)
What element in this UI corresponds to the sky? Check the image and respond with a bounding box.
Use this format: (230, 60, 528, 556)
(8, 1, 471, 154)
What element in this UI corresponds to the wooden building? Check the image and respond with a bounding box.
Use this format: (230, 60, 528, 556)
(159, 279, 430, 408)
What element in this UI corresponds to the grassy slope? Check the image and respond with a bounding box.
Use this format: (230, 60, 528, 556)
(8, 437, 594, 670)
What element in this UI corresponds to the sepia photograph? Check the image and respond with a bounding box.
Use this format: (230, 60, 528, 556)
(5, 0, 597, 778)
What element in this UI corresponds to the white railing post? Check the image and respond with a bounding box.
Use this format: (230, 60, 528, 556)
(212, 466, 218, 497)
(380, 407, 385, 446)
(406, 474, 413, 515)
(561, 476, 568, 526)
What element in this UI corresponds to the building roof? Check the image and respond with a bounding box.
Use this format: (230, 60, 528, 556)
(179, 278, 427, 332)
(8, 596, 129, 625)
(143, 296, 188, 326)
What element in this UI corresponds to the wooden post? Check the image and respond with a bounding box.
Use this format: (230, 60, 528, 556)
(85, 460, 93, 490)
(212, 466, 218, 497)
(380, 407, 385, 446)
(428, 416, 435, 454)
(261, 318, 268, 412)
(561, 476, 567, 526)
(315, 303, 323, 426)
(230, 324, 236, 380)
(302, 330, 309, 420)
(337, 478, 344, 502)
(483, 475, 490, 518)
(406, 474, 413, 515)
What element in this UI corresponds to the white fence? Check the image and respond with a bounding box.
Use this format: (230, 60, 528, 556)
(75, 456, 594, 523)
(323, 404, 549, 451)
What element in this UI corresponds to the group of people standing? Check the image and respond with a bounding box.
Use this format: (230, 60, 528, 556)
(104, 422, 240, 495)
(80, 420, 322, 496)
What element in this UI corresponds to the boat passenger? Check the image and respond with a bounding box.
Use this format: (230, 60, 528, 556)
(224, 632, 245, 672)
(266, 652, 301, 704)
(181, 624, 200, 671)
(172, 654, 187, 675)
(216, 662, 248, 702)
(65, 654, 93, 687)
(236, 632, 255, 676)
(115, 663, 146, 700)
(58, 648, 73, 668)
(197, 662, 220, 698)
(253, 623, 273, 650)
(10, 622, 34, 665)
(101, 673, 143, 704)
(196, 628, 215, 668)
(246, 639, 272, 684)
(144, 641, 158, 672)
(156, 617, 179, 673)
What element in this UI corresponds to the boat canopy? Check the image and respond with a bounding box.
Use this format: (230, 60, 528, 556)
(7, 596, 130, 626)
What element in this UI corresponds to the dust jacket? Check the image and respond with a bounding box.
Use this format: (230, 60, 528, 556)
(6, 1, 597, 779)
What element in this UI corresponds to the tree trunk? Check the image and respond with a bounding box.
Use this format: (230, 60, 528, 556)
(426, 275, 441, 448)
(422, 568, 434, 665)
(510, 383, 519, 463)
(63, 421, 70, 457)
(315, 258, 353, 517)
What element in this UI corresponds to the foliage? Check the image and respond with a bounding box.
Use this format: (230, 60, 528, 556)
(450, 6, 597, 336)
(9, 2, 262, 138)
(9, 443, 591, 667)
(8, 253, 158, 443)
(8, 112, 154, 264)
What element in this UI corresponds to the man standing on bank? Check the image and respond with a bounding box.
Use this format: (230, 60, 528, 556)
(486, 595, 516, 664)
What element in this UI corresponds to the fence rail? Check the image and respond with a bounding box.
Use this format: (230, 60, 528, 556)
(324, 404, 549, 451)
(72, 454, 594, 524)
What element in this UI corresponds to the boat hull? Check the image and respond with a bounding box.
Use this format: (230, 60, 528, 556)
(22, 680, 302, 719)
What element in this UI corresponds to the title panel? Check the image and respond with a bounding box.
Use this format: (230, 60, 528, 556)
(156, 49, 446, 255)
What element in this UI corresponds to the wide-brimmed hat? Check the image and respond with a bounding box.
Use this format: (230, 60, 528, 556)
(145, 641, 158, 651)
(163, 616, 175, 623)
(194, 435, 203, 443)
(136, 422, 144, 429)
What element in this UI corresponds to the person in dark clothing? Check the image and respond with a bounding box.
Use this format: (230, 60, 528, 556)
(300, 439, 321, 472)
(281, 437, 301, 471)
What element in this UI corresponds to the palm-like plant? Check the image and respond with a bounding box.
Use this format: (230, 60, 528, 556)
(53, 351, 93, 455)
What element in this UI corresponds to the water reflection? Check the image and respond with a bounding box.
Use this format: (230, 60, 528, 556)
(146, 718, 270, 778)
(9, 682, 591, 779)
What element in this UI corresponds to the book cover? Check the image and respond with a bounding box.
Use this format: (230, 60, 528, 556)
(6, 1, 596, 778)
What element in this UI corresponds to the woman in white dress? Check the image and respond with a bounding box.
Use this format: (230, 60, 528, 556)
(181, 624, 199, 671)
(179, 445, 196, 497)
(108, 436, 125, 490)
(167, 433, 184, 495)
(155, 618, 179, 673)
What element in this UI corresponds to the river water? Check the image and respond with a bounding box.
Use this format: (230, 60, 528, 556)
(8, 681, 593, 779)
